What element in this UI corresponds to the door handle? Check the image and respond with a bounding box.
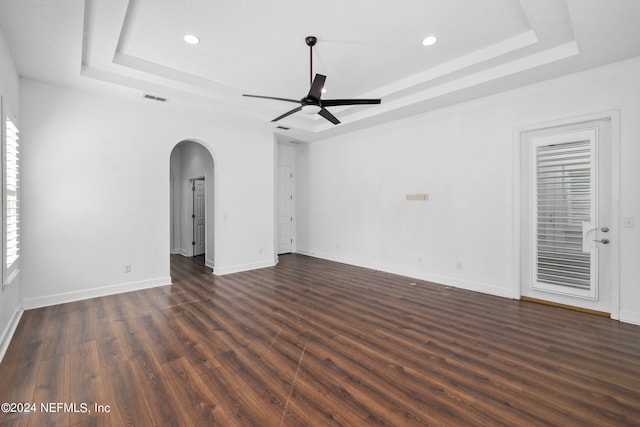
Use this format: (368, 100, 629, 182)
(593, 239, 610, 244)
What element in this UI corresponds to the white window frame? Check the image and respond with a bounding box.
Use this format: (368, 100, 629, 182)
(2, 96, 20, 286)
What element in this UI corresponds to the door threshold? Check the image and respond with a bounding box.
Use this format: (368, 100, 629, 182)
(520, 296, 610, 318)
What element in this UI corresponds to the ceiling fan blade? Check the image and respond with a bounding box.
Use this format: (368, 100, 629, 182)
(272, 106, 303, 122)
(322, 98, 381, 107)
(307, 74, 326, 100)
(243, 94, 301, 104)
(318, 107, 340, 125)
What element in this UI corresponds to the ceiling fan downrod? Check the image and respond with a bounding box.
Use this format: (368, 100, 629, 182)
(305, 36, 317, 87)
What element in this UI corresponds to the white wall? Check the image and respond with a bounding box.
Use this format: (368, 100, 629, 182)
(20, 79, 276, 308)
(170, 149, 180, 253)
(296, 56, 640, 324)
(0, 28, 22, 361)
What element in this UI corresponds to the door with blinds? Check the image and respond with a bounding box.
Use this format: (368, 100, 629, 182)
(520, 119, 613, 313)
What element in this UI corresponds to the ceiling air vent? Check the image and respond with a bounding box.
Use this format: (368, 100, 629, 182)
(276, 126, 290, 130)
(143, 93, 168, 102)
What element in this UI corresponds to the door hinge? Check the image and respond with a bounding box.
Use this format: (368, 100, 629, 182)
(192, 214, 196, 219)
(290, 173, 293, 178)
(290, 238, 293, 243)
(192, 186, 195, 191)
(290, 217, 293, 221)
(192, 241, 195, 246)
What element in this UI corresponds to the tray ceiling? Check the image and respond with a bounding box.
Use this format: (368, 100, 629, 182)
(1, 0, 639, 140)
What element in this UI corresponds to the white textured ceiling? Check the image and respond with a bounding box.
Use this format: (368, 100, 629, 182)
(1, 0, 639, 141)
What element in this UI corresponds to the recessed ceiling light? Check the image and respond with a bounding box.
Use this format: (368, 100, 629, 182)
(422, 35, 437, 46)
(184, 34, 200, 45)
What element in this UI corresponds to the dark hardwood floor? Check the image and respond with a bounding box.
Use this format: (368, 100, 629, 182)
(1, 254, 640, 426)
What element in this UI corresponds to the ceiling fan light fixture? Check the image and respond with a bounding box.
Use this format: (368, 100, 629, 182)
(301, 104, 322, 115)
(184, 34, 200, 45)
(422, 35, 437, 46)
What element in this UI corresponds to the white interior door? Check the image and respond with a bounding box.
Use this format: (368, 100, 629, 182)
(278, 165, 293, 254)
(520, 119, 613, 313)
(193, 179, 205, 256)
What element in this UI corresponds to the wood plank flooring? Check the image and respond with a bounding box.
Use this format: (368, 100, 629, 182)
(1, 254, 640, 426)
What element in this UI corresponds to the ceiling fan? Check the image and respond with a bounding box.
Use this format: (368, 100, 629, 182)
(243, 36, 381, 125)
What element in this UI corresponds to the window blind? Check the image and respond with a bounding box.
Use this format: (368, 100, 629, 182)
(535, 140, 591, 290)
(4, 116, 19, 284)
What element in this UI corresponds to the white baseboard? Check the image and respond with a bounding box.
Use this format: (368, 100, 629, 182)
(296, 249, 514, 299)
(214, 258, 278, 276)
(22, 276, 172, 310)
(620, 309, 640, 326)
(0, 305, 23, 364)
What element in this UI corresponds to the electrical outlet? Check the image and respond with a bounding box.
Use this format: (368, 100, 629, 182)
(124, 264, 131, 273)
(456, 261, 463, 270)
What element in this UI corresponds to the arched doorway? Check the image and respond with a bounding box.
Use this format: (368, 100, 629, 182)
(169, 140, 216, 270)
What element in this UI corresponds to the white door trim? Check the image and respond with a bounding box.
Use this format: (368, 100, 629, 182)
(512, 110, 620, 319)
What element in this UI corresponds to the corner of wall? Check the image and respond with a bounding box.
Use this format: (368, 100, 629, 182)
(0, 304, 23, 363)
